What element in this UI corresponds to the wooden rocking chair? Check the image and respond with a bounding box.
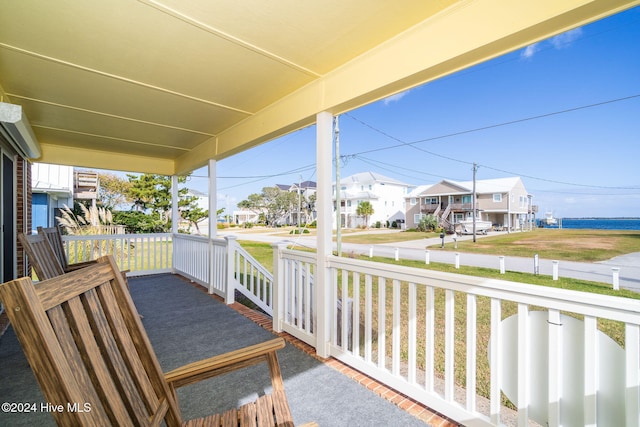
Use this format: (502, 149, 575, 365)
(17, 232, 66, 280)
(0, 255, 295, 426)
(37, 226, 97, 273)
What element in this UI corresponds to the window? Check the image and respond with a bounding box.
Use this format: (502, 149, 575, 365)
(493, 193, 502, 202)
(462, 195, 472, 204)
(368, 184, 372, 190)
(410, 197, 417, 205)
(414, 214, 425, 223)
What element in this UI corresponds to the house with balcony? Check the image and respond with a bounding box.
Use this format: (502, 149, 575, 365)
(406, 177, 535, 232)
(277, 180, 317, 225)
(334, 172, 410, 228)
(1, 2, 639, 426)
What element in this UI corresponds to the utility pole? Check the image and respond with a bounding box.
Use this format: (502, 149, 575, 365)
(334, 115, 342, 256)
(472, 162, 477, 243)
(298, 174, 302, 231)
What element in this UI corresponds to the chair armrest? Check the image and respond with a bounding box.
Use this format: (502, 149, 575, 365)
(164, 337, 285, 389)
(66, 262, 130, 277)
(65, 260, 99, 271)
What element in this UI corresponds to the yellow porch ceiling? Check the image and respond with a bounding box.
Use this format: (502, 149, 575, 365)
(1, 0, 637, 175)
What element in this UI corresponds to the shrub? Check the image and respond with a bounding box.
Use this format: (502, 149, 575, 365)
(375, 221, 381, 228)
(290, 229, 310, 234)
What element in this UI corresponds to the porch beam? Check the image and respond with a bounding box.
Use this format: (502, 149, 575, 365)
(315, 111, 333, 358)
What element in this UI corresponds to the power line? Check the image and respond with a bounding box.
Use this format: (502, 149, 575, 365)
(344, 93, 640, 190)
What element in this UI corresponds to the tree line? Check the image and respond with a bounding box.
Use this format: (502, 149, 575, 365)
(67, 172, 210, 234)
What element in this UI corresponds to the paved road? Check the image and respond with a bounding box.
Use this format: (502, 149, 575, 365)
(219, 230, 640, 293)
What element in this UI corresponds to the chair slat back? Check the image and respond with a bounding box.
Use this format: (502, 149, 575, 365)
(0, 256, 182, 426)
(38, 226, 69, 270)
(18, 232, 65, 280)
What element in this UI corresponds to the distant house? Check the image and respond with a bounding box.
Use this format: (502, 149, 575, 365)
(31, 163, 75, 232)
(234, 181, 317, 227)
(276, 180, 317, 225)
(334, 172, 411, 228)
(405, 177, 534, 231)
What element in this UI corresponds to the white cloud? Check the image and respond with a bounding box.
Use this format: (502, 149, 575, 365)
(520, 43, 540, 60)
(550, 28, 583, 49)
(383, 90, 410, 105)
(520, 27, 583, 60)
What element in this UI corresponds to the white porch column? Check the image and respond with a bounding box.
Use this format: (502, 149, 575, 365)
(315, 111, 333, 358)
(171, 175, 179, 234)
(171, 175, 179, 273)
(208, 159, 217, 239)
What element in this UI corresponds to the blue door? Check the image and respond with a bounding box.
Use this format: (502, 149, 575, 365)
(32, 193, 49, 233)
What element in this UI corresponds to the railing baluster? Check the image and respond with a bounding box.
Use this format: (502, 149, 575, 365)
(517, 303, 530, 426)
(341, 269, 349, 351)
(408, 282, 417, 384)
(297, 261, 303, 331)
(548, 309, 561, 427)
(378, 276, 386, 369)
(445, 289, 455, 402)
(365, 274, 372, 364)
(392, 279, 401, 376)
(425, 285, 435, 393)
(490, 298, 501, 425)
(626, 323, 640, 427)
(304, 262, 310, 333)
(584, 315, 598, 426)
(466, 293, 477, 412)
(353, 271, 360, 358)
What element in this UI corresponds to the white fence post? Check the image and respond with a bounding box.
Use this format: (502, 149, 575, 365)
(369, 245, 373, 258)
(552, 260, 559, 281)
(499, 256, 505, 274)
(425, 249, 430, 265)
(455, 253, 460, 269)
(612, 267, 620, 290)
(224, 236, 237, 304)
(394, 247, 399, 261)
(271, 242, 287, 333)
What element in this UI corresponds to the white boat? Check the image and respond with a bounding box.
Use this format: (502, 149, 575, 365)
(542, 212, 558, 226)
(457, 218, 492, 235)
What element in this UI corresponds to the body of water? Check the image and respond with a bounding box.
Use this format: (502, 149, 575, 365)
(542, 218, 640, 230)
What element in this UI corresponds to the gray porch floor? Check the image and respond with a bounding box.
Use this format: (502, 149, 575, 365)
(0, 273, 448, 426)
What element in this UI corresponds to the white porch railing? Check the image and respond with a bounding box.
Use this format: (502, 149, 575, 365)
(273, 246, 640, 427)
(63, 233, 275, 313)
(62, 233, 640, 426)
(62, 233, 172, 276)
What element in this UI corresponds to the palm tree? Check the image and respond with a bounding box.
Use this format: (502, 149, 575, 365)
(356, 201, 374, 228)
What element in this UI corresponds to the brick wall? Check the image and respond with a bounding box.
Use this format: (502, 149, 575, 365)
(16, 159, 31, 277)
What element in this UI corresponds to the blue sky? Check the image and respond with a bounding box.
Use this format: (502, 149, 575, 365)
(189, 7, 640, 218)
